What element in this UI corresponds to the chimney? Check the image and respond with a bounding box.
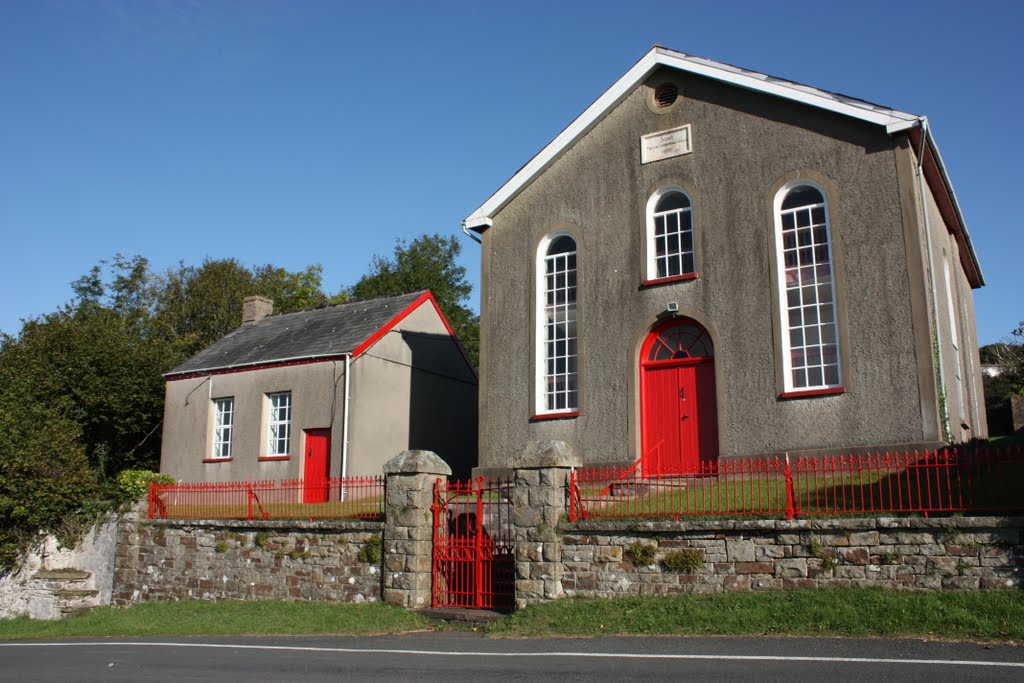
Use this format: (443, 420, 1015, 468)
(241, 296, 273, 325)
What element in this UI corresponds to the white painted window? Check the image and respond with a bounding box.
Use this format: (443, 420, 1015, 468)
(774, 183, 841, 392)
(267, 391, 292, 456)
(646, 187, 695, 281)
(211, 397, 234, 459)
(537, 234, 578, 414)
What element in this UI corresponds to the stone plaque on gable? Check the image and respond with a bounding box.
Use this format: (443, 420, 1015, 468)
(641, 124, 692, 164)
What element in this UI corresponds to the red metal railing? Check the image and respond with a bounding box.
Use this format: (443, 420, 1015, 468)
(431, 477, 515, 610)
(569, 446, 1023, 521)
(148, 475, 385, 520)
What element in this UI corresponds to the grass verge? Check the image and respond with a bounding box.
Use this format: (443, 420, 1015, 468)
(486, 589, 1024, 641)
(0, 601, 430, 641)
(2, 590, 1021, 642)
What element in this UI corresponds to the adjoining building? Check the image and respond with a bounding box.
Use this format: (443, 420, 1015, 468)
(160, 291, 477, 482)
(464, 46, 986, 474)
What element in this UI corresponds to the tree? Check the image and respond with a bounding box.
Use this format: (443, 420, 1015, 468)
(347, 234, 479, 366)
(979, 322, 1024, 435)
(0, 323, 100, 568)
(0, 254, 341, 481)
(0, 253, 340, 567)
(1, 283, 178, 478)
(0, 398, 98, 568)
(153, 258, 338, 358)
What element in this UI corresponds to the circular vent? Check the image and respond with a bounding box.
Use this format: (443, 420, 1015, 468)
(654, 82, 679, 108)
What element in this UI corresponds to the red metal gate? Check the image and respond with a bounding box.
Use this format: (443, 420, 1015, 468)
(431, 477, 514, 611)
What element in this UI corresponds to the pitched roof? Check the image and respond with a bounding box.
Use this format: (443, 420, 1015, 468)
(165, 290, 429, 378)
(463, 46, 983, 287)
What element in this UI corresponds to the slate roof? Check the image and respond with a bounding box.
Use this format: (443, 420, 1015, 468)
(165, 291, 428, 377)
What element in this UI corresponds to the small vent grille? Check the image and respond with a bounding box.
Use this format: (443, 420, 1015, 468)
(654, 83, 679, 108)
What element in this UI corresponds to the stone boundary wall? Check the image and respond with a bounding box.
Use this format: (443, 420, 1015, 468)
(559, 516, 1024, 597)
(113, 514, 384, 606)
(0, 517, 119, 619)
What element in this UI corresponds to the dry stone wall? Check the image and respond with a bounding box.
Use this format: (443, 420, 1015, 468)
(560, 516, 1024, 597)
(113, 514, 383, 605)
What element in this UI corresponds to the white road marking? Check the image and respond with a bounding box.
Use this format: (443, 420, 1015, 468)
(0, 641, 1021, 668)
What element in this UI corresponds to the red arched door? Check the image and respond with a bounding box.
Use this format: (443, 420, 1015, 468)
(640, 319, 718, 474)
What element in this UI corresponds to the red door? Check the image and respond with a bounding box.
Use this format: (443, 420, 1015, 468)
(640, 319, 718, 475)
(303, 429, 331, 503)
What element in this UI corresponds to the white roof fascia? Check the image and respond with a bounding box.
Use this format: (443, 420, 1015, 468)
(464, 47, 920, 230)
(886, 119, 921, 134)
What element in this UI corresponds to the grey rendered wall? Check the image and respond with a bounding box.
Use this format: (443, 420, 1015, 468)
(917, 174, 988, 442)
(479, 67, 930, 469)
(161, 361, 346, 482)
(349, 303, 477, 478)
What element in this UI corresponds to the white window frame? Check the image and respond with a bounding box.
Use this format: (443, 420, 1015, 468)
(211, 397, 234, 459)
(645, 186, 695, 281)
(266, 391, 292, 457)
(773, 181, 842, 393)
(535, 232, 579, 415)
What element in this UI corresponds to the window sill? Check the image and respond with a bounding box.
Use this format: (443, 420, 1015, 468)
(530, 411, 580, 422)
(203, 458, 233, 463)
(778, 387, 845, 400)
(259, 456, 291, 462)
(641, 272, 698, 287)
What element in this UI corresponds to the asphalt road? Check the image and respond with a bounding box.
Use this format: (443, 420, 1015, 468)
(1, 632, 1022, 682)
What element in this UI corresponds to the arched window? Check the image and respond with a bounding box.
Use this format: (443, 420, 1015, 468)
(645, 321, 714, 362)
(536, 234, 578, 414)
(774, 184, 841, 392)
(646, 188, 695, 282)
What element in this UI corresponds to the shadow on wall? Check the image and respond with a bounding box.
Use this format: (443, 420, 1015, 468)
(403, 330, 478, 479)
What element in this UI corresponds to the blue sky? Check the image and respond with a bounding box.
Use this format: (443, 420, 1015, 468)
(1, 0, 1021, 345)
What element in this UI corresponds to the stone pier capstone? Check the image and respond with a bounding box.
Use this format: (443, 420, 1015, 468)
(382, 449, 451, 608)
(512, 440, 581, 610)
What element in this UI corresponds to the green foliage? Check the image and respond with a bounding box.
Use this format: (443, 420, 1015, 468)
(153, 258, 336, 359)
(0, 253, 338, 569)
(357, 534, 383, 563)
(980, 324, 1024, 392)
(214, 542, 229, 554)
(115, 470, 175, 504)
(254, 532, 270, 550)
(347, 234, 479, 367)
(0, 407, 98, 568)
(627, 541, 657, 566)
(980, 325, 1024, 435)
(660, 549, 704, 573)
(807, 534, 838, 570)
(1, 299, 179, 477)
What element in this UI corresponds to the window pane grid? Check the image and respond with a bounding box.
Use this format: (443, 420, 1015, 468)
(653, 204, 694, 279)
(543, 244, 578, 412)
(780, 197, 840, 390)
(212, 398, 234, 459)
(267, 392, 292, 456)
